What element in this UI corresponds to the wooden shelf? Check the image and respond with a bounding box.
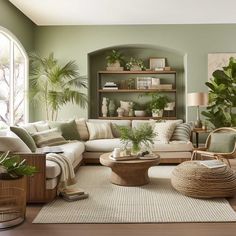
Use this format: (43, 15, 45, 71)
(98, 89, 176, 93)
(98, 70, 176, 74)
(98, 116, 177, 120)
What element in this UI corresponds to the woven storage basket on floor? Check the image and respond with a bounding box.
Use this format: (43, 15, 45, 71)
(171, 161, 236, 198)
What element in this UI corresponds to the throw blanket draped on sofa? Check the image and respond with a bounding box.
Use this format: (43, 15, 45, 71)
(46, 153, 76, 194)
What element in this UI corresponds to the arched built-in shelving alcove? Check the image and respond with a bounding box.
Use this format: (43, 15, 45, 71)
(88, 44, 186, 120)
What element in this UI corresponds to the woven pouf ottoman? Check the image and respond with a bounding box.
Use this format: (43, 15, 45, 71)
(171, 161, 236, 198)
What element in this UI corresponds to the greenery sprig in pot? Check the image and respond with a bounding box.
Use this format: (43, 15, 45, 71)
(0, 152, 37, 179)
(118, 124, 156, 155)
(147, 94, 169, 117)
(126, 57, 145, 71)
(106, 50, 124, 68)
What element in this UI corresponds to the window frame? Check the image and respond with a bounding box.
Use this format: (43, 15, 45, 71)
(0, 26, 29, 125)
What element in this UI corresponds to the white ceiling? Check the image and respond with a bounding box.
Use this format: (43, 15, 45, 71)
(9, 0, 236, 26)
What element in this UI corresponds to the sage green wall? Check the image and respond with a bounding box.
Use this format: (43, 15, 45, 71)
(0, 0, 35, 51)
(34, 25, 236, 122)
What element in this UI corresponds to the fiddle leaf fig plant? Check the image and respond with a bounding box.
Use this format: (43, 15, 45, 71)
(202, 57, 236, 128)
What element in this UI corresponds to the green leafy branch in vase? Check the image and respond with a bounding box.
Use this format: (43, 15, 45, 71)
(118, 124, 156, 154)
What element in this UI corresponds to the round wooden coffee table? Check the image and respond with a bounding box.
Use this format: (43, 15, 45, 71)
(100, 153, 160, 186)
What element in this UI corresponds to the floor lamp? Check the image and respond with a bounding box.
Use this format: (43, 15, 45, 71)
(187, 92, 208, 128)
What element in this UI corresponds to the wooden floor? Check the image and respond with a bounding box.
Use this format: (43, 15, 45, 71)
(2, 161, 236, 236)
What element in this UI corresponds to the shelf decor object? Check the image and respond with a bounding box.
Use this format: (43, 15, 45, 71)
(97, 70, 177, 120)
(187, 92, 208, 128)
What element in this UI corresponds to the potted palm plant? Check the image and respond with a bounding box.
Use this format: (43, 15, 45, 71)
(148, 94, 169, 117)
(118, 124, 156, 155)
(29, 52, 88, 121)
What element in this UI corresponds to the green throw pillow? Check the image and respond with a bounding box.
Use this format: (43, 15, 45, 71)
(208, 133, 236, 153)
(49, 120, 80, 140)
(10, 126, 37, 152)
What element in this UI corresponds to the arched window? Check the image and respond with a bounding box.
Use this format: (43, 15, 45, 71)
(0, 28, 28, 126)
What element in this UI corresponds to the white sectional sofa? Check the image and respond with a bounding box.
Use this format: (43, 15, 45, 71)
(0, 118, 193, 202)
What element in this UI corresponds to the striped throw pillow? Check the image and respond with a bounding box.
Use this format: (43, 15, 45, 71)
(86, 122, 114, 140)
(31, 128, 68, 147)
(171, 123, 192, 141)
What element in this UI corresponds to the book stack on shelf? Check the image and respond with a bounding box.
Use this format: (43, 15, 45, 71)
(61, 188, 89, 201)
(103, 82, 118, 90)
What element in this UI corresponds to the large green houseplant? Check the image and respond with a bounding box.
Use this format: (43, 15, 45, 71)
(29, 52, 88, 121)
(202, 57, 236, 128)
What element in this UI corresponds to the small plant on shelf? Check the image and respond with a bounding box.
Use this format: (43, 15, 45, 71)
(0, 152, 37, 179)
(118, 124, 156, 155)
(106, 50, 124, 67)
(147, 94, 169, 117)
(125, 57, 146, 71)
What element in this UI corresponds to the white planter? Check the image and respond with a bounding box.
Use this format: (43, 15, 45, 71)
(164, 102, 175, 111)
(152, 109, 163, 117)
(134, 110, 146, 117)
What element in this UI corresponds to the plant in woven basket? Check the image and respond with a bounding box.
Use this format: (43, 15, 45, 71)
(125, 57, 146, 71)
(0, 152, 37, 179)
(118, 124, 156, 155)
(106, 50, 124, 67)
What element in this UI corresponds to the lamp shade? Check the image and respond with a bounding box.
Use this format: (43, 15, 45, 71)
(187, 92, 208, 107)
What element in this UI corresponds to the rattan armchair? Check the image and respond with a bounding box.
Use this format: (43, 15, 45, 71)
(191, 127, 236, 167)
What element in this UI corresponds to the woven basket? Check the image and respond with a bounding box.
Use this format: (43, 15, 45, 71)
(171, 161, 236, 198)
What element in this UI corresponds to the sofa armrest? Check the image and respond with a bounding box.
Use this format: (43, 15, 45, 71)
(16, 153, 47, 203)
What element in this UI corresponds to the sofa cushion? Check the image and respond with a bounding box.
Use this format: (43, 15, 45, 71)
(10, 126, 37, 152)
(88, 119, 131, 138)
(32, 128, 68, 147)
(0, 136, 32, 153)
(46, 160, 61, 179)
(46, 178, 58, 190)
(132, 120, 156, 129)
(85, 138, 123, 152)
(35, 123, 50, 132)
(57, 141, 85, 163)
(171, 123, 192, 141)
(86, 122, 114, 140)
(152, 141, 193, 152)
(49, 120, 80, 140)
(153, 122, 177, 143)
(20, 121, 45, 134)
(75, 118, 89, 141)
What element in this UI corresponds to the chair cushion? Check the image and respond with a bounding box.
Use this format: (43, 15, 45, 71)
(10, 126, 37, 152)
(208, 133, 236, 153)
(85, 138, 123, 152)
(0, 136, 32, 153)
(86, 122, 114, 140)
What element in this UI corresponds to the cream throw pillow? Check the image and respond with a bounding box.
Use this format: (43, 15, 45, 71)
(154, 122, 177, 143)
(75, 118, 89, 141)
(86, 122, 114, 140)
(0, 136, 32, 153)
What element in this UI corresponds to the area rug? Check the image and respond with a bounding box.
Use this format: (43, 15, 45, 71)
(33, 166, 236, 223)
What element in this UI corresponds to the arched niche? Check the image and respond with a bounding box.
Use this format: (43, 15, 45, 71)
(88, 44, 186, 120)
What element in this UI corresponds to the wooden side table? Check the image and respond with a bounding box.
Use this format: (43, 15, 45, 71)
(191, 128, 211, 148)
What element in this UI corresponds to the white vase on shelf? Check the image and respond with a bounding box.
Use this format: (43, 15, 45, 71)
(102, 97, 108, 117)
